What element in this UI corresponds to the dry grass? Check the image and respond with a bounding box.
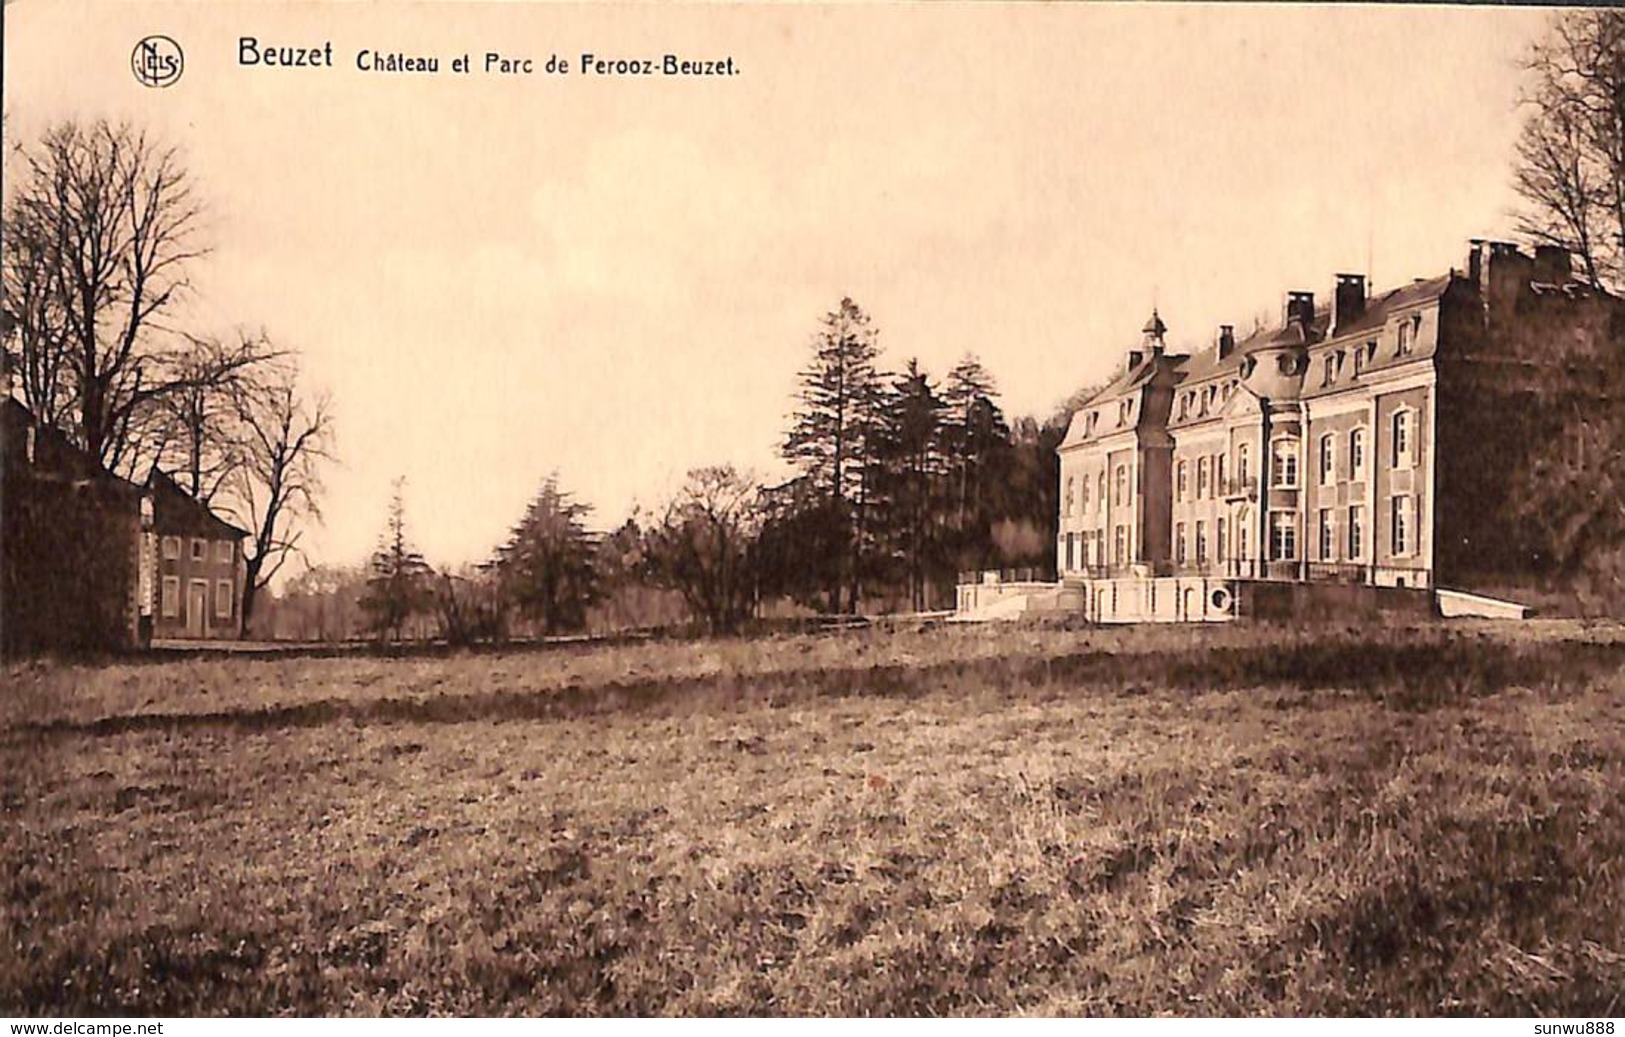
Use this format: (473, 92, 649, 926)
(3, 619, 1624, 1015)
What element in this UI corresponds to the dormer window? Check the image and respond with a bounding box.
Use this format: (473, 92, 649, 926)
(1119, 400, 1132, 425)
(1321, 355, 1335, 387)
(1396, 319, 1413, 356)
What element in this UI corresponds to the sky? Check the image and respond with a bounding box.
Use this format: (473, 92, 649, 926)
(3, 1, 1549, 578)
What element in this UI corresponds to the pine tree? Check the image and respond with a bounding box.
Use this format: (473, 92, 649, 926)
(360, 477, 432, 642)
(874, 358, 948, 610)
(492, 474, 599, 636)
(942, 354, 1010, 570)
(781, 297, 885, 613)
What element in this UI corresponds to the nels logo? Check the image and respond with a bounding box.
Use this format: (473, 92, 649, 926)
(131, 35, 184, 88)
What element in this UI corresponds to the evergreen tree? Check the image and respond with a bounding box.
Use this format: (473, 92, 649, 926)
(781, 297, 885, 613)
(360, 477, 432, 642)
(874, 358, 949, 610)
(942, 354, 1010, 570)
(493, 474, 599, 636)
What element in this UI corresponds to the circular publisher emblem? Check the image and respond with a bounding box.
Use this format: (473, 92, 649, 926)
(132, 35, 184, 88)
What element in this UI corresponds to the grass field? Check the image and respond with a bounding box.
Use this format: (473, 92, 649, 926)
(4, 619, 1625, 1016)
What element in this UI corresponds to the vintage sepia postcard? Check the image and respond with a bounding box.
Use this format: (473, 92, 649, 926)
(3, 0, 1624, 1021)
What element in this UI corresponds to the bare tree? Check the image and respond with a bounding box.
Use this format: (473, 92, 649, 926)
(229, 357, 335, 628)
(150, 330, 284, 505)
(646, 466, 764, 634)
(1514, 11, 1625, 288)
(1, 119, 208, 473)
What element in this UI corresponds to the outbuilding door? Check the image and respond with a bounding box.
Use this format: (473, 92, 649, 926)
(187, 580, 208, 638)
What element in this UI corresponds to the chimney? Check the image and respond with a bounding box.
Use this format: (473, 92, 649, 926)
(1534, 245, 1572, 283)
(1284, 290, 1315, 329)
(1467, 238, 1488, 293)
(1333, 274, 1366, 334)
(1216, 325, 1236, 361)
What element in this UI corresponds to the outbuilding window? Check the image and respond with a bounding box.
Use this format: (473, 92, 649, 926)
(215, 580, 233, 619)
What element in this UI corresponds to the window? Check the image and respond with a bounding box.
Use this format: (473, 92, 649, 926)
(1097, 472, 1106, 513)
(1065, 477, 1075, 517)
(1178, 394, 1190, 420)
(1392, 409, 1413, 468)
(1177, 461, 1189, 501)
(1080, 476, 1090, 513)
(1319, 508, 1335, 561)
(1272, 438, 1299, 488)
(1197, 457, 1210, 499)
(1350, 428, 1367, 479)
(1270, 512, 1298, 561)
(1392, 495, 1412, 556)
(1176, 522, 1188, 565)
(191, 538, 207, 562)
(1320, 433, 1336, 486)
(161, 576, 180, 618)
(162, 536, 181, 560)
(215, 540, 233, 564)
(1397, 317, 1415, 356)
(1217, 517, 1228, 562)
(1321, 355, 1335, 387)
(1196, 520, 1209, 564)
(1114, 465, 1128, 506)
(1119, 400, 1132, 425)
(215, 580, 233, 619)
(1355, 342, 1372, 375)
(1348, 505, 1365, 560)
(1237, 443, 1251, 486)
(1216, 453, 1227, 492)
(1114, 525, 1128, 567)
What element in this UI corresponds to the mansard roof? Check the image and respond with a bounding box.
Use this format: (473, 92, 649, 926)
(1172, 274, 1454, 389)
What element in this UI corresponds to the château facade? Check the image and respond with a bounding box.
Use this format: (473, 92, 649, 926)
(1052, 239, 1622, 622)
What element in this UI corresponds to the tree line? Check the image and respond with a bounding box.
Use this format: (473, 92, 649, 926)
(273, 295, 1086, 645)
(2, 118, 335, 627)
